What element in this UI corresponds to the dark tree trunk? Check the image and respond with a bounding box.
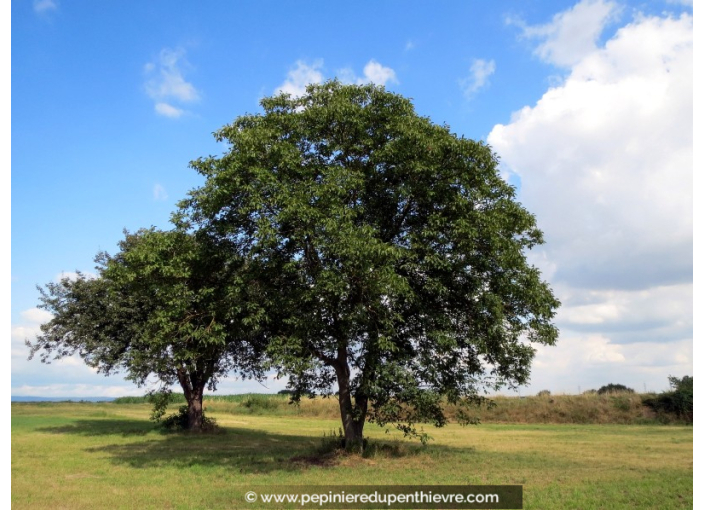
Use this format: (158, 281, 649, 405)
(186, 387, 205, 431)
(335, 362, 367, 450)
(315, 336, 369, 450)
(177, 368, 207, 432)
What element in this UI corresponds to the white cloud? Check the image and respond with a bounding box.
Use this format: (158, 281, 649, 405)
(489, 12, 692, 291)
(488, 10, 692, 394)
(20, 308, 53, 325)
(555, 283, 692, 344)
(144, 48, 199, 117)
(460, 58, 496, 97)
(359, 60, 398, 86)
(12, 309, 52, 361)
(275, 60, 325, 98)
(145, 48, 199, 102)
(340, 59, 399, 87)
(154, 102, 184, 118)
(510, 0, 621, 67)
(153, 183, 168, 201)
(528, 335, 692, 394)
(405, 40, 415, 51)
(33, 0, 57, 14)
(277, 59, 398, 98)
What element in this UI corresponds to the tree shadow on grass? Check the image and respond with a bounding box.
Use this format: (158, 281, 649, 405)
(89, 429, 321, 473)
(39, 419, 156, 437)
(38, 418, 445, 474)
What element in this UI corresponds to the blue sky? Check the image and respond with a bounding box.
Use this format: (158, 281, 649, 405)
(11, 0, 693, 397)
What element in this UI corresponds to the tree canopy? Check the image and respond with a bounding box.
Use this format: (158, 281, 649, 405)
(179, 81, 560, 445)
(29, 228, 267, 430)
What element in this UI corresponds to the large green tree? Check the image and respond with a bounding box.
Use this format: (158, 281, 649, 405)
(180, 82, 560, 446)
(29, 228, 266, 431)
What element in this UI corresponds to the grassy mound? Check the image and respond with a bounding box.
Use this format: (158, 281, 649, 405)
(113, 391, 688, 425)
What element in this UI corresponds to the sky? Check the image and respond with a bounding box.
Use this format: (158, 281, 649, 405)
(10, 0, 694, 397)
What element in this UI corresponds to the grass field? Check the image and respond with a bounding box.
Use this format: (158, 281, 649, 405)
(12, 401, 692, 509)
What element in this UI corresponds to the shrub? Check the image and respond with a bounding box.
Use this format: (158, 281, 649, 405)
(144, 390, 218, 432)
(642, 375, 693, 423)
(537, 390, 551, 397)
(597, 384, 634, 395)
(160, 405, 218, 432)
(317, 428, 350, 454)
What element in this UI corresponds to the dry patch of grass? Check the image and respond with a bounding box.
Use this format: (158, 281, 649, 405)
(200, 391, 671, 425)
(463, 391, 655, 424)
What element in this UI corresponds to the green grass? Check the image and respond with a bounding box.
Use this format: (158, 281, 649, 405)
(12, 402, 692, 509)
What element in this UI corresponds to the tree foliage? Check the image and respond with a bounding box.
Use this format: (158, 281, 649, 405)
(597, 383, 635, 395)
(29, 228, 266, 431)
(179, 81, 560, 445)
(643, 375, 693, 423)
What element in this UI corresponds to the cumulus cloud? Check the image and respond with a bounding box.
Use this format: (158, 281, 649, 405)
(20, 308, 53, 325)
(33, 0, 57, 14)
(144, 48, 200, 118)
(358, 60, 398, 86)
(460, 58, 496, 98)
(490, 13, 692, 291)
(339, 59, 399, 87)
(555, 283, 692, 345)
(489, 9, 692, 393)
(276, 59, 398, 98)
(509, 0, 621, 67)
(275, 60, 325, 98)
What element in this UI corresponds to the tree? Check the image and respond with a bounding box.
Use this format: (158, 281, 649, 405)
(642, 376, 693, 423)
(597, 384, 635, 395)
(28, 228, 266, 431)
(180, 81, 560, 447)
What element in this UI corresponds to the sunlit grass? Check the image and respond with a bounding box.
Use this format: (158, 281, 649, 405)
(12, 402, 692, 509)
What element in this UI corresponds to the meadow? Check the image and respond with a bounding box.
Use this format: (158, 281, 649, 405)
(11, 395, 692, 509)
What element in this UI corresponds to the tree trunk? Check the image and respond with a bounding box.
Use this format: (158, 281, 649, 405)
(336, 364, 367, 450)
(186, 389, 204, 431)
(177, 367, 206, 432)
